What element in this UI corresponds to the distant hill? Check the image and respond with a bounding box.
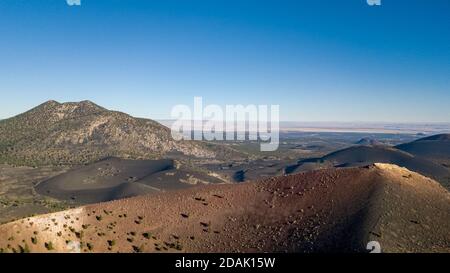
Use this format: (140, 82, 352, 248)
(1, 164, 448, 253)
(286, 136, 450, 189)
(0, 100, 218, 166)
(322, 146, 449, 182)
(354, 138, 382, 146)
(396, 134, 450, 164)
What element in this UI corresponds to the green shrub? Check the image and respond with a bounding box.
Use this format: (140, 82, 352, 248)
(44, 242, 54, 251)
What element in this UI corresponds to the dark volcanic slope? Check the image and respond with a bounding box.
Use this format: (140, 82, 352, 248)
(412, 134, 450, 141)
(396, 134, 450, 163)
(288, 144, 450, 189)
(35, 157, 225, 204)
(0, 100, 215, 166)
(322, 146, 448, 176)
(0, 164, 448, 253)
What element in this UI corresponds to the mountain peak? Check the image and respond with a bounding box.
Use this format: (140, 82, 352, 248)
(34, 100, 106, 115)
(45, 99, 60, 104)
(75, 100, 99, 107)
(40, 100, 61, 108)
(0, 100, 216, 166)
(63, 100, 106, 111)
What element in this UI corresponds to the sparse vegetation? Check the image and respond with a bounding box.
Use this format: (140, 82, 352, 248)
(44, 242, 54, 251)
(86, 243, 94, 251)
(132, 245, 143, 253)
(75, 231, 84, 239)
(107, 240, 116, 247)
(200, 221, 211, 227)
(18, 244, 30, 253)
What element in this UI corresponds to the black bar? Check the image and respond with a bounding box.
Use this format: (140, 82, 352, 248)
(0, 253, 447, 272)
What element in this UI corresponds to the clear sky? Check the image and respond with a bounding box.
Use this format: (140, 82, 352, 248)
(0, 0, 449, 122)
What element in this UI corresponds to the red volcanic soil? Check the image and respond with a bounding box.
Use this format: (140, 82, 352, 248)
(0, 164, 449, 253)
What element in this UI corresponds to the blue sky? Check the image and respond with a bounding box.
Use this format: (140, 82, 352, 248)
(0, 0, 449, 122)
